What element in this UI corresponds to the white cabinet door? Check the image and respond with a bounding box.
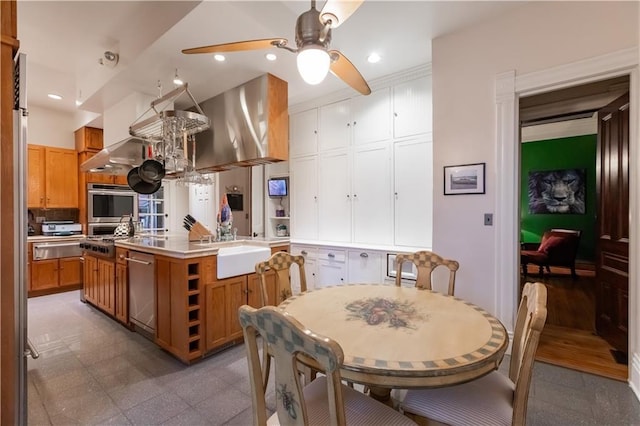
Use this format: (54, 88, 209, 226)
(319, 99, 351, 152)
(393, 77, 432, 139)
(394, 138, 433, 247)
(352, 142, 393, 245)
(318, 150, 351, 242)
(290, 156, 318, 240)
(348, 250, 383, 283)
(290, 109, 318, 157)
(352, 88, 391, 145)
(290, 245, 317, 291)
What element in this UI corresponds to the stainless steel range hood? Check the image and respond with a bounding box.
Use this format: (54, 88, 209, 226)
(194, 73, 289, 172)
(80, 137, 145, 175)
(80, 73, 288, 175)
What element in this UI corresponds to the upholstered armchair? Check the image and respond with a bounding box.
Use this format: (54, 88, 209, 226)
(521, 229, 581, 279)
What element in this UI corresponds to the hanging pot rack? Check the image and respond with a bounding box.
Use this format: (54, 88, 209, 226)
(129, 83, 210, 142)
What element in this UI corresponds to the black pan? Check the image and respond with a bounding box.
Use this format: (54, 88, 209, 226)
(127, 167, 162, 194)
(138, 159, 165, 184)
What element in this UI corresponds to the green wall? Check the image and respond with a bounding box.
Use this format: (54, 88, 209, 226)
(520, 134, 597, 261)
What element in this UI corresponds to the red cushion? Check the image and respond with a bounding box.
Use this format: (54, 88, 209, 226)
(537, 236, 565, 254)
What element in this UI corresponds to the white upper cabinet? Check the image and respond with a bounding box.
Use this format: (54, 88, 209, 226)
(290, 156, 318, 240)
(352, 88, 392, 145)
(318, 99, 351, 152)
(290, 109, 318, 158)
(394, 138, 433, 247)
(352, 142, 393, 245)
(393, 77, 432, 139)
(318, 150, 351, 242)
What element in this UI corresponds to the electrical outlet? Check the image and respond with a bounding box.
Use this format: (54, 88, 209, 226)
(484, 213, 493, 226)
(36, 216, 45, 223)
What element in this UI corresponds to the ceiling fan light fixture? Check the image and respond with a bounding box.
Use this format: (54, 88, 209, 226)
(367, 52, 381, 63)
(265, 53, 277, 61)
(213, 54, 226, 62)
(297, 47, 330, 85)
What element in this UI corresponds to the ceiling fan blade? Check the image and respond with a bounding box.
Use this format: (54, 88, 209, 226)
(329, 50, 371, 95)
(320, 0, 364, 28)
(182, 38, 287, 55)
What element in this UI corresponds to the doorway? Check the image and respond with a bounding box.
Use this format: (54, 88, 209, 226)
(518, 77, 630, 380)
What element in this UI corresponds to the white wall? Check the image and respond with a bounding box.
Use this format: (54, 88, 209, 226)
(27, 105, 75, 148)
(432, 2, 638, 312)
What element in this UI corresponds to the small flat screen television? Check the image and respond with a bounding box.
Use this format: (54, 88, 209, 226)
(268, 177, 288, 197)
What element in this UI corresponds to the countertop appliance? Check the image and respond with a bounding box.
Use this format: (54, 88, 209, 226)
(41, 221, 82, 236)
(127, 251, 156, 337)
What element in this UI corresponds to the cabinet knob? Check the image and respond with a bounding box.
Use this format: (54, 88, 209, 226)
(353, 194, 357, 198)
(313, 130, 317, 134)
(328, 253, 335, 258)
(346, 194, 350, 199)
(394, 112, 398, 117)
(301, 250, 308, 255)
(360, 252, 369, 258)
(347, 122, 350, 127)
(353, 121, 357, 126)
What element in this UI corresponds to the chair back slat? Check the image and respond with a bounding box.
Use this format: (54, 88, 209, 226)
(256, 252, 307, 306)
(395, 250, 460, 295)
(239, 305, 346, 426)
(511, 282, 547, 425)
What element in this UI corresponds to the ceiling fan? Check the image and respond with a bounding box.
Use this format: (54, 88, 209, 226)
(182, 0, 371, 95)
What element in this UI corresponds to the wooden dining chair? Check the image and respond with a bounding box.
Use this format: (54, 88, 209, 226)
(238, 305, 418, 426)
(255, 251, 308, 392)
(255, 251, 307, 306)
(399, 282, 547, 426)
(395, 250, 460, 295)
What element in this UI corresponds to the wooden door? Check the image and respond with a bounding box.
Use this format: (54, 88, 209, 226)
(30, 260, 59, 291)
(59, 257, 81, 287)
(115, 263, 128, 324)
(227, 275, 247, 341)
(45, 147, 78, 208)
(27, 145, 45, 208)
(596, 92, 629, 354)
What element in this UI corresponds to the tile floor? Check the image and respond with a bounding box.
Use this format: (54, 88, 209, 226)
(27, 291, 640, 425)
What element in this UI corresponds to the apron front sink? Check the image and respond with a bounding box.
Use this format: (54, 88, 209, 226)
(217, 245, 271, 279)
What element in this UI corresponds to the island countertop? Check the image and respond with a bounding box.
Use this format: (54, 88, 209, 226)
(114, 235, 290, 259)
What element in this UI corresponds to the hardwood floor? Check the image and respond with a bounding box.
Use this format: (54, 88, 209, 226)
(521, 264, 627, 382)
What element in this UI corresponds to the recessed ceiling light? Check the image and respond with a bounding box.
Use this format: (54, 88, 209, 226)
(367, 53, 381, 64)
(75, 100, 82, 106)
(214, 54, 226, 62)
(265, 53, 277, 61)
(47, 93, 62, 100)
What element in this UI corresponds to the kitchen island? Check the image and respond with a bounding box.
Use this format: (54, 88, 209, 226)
(83, 235, 289, 364)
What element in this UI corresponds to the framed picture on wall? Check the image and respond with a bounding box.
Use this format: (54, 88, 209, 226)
(443, 163, 486, 195)
(528, 168, 586, 214)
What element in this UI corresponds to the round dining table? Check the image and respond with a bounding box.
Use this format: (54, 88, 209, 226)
(278, 283, 508, 401)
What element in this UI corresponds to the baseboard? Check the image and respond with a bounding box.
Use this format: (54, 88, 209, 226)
(629, 352, 640, 400)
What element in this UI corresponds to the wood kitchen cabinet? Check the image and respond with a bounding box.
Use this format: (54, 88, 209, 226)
(83, 254, 115, 316)
(27, 145, 79, 208)
(75, 126, 103, 151)
(28, 242, 82, 297)
(156, 255, 206, 363)
(204, 272, 263, 353)
(114, 248, 128, 325)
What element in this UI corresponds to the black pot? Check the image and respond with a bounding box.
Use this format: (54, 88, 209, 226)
(127, 167, 162, 194)
(138, 159, 165, 184)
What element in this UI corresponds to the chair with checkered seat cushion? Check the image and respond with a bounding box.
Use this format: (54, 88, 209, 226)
(255, 252, 309, 391)
(395, 251, 460, 295)
(399, 282, 547, 426)
(238, 305, 417, 426)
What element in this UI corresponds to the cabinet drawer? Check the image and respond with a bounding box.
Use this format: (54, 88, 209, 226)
(318, 248, 346, 263)
(291, 245, 318, 260)
(347, 250, 383, 283)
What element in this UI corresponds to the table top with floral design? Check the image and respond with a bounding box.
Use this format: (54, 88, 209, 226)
(278, 283, 508, 388)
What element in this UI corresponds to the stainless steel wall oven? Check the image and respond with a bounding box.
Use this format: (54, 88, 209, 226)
(87, 184, 138, 234)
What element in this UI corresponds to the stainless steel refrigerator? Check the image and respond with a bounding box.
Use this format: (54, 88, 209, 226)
(14, 52, 38, 425)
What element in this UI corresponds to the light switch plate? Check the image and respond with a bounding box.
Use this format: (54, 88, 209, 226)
(484, 213, 493, 226)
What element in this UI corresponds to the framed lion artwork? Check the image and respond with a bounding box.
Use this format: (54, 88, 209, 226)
(528, 168, 586, 214)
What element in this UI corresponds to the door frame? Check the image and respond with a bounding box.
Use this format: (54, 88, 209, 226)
(494, 48, 639, 387)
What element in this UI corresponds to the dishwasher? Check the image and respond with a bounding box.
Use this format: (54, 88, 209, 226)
(127, 251, 155, 337)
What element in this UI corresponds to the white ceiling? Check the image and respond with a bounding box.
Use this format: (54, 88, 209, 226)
(18, 1, 524, 125)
